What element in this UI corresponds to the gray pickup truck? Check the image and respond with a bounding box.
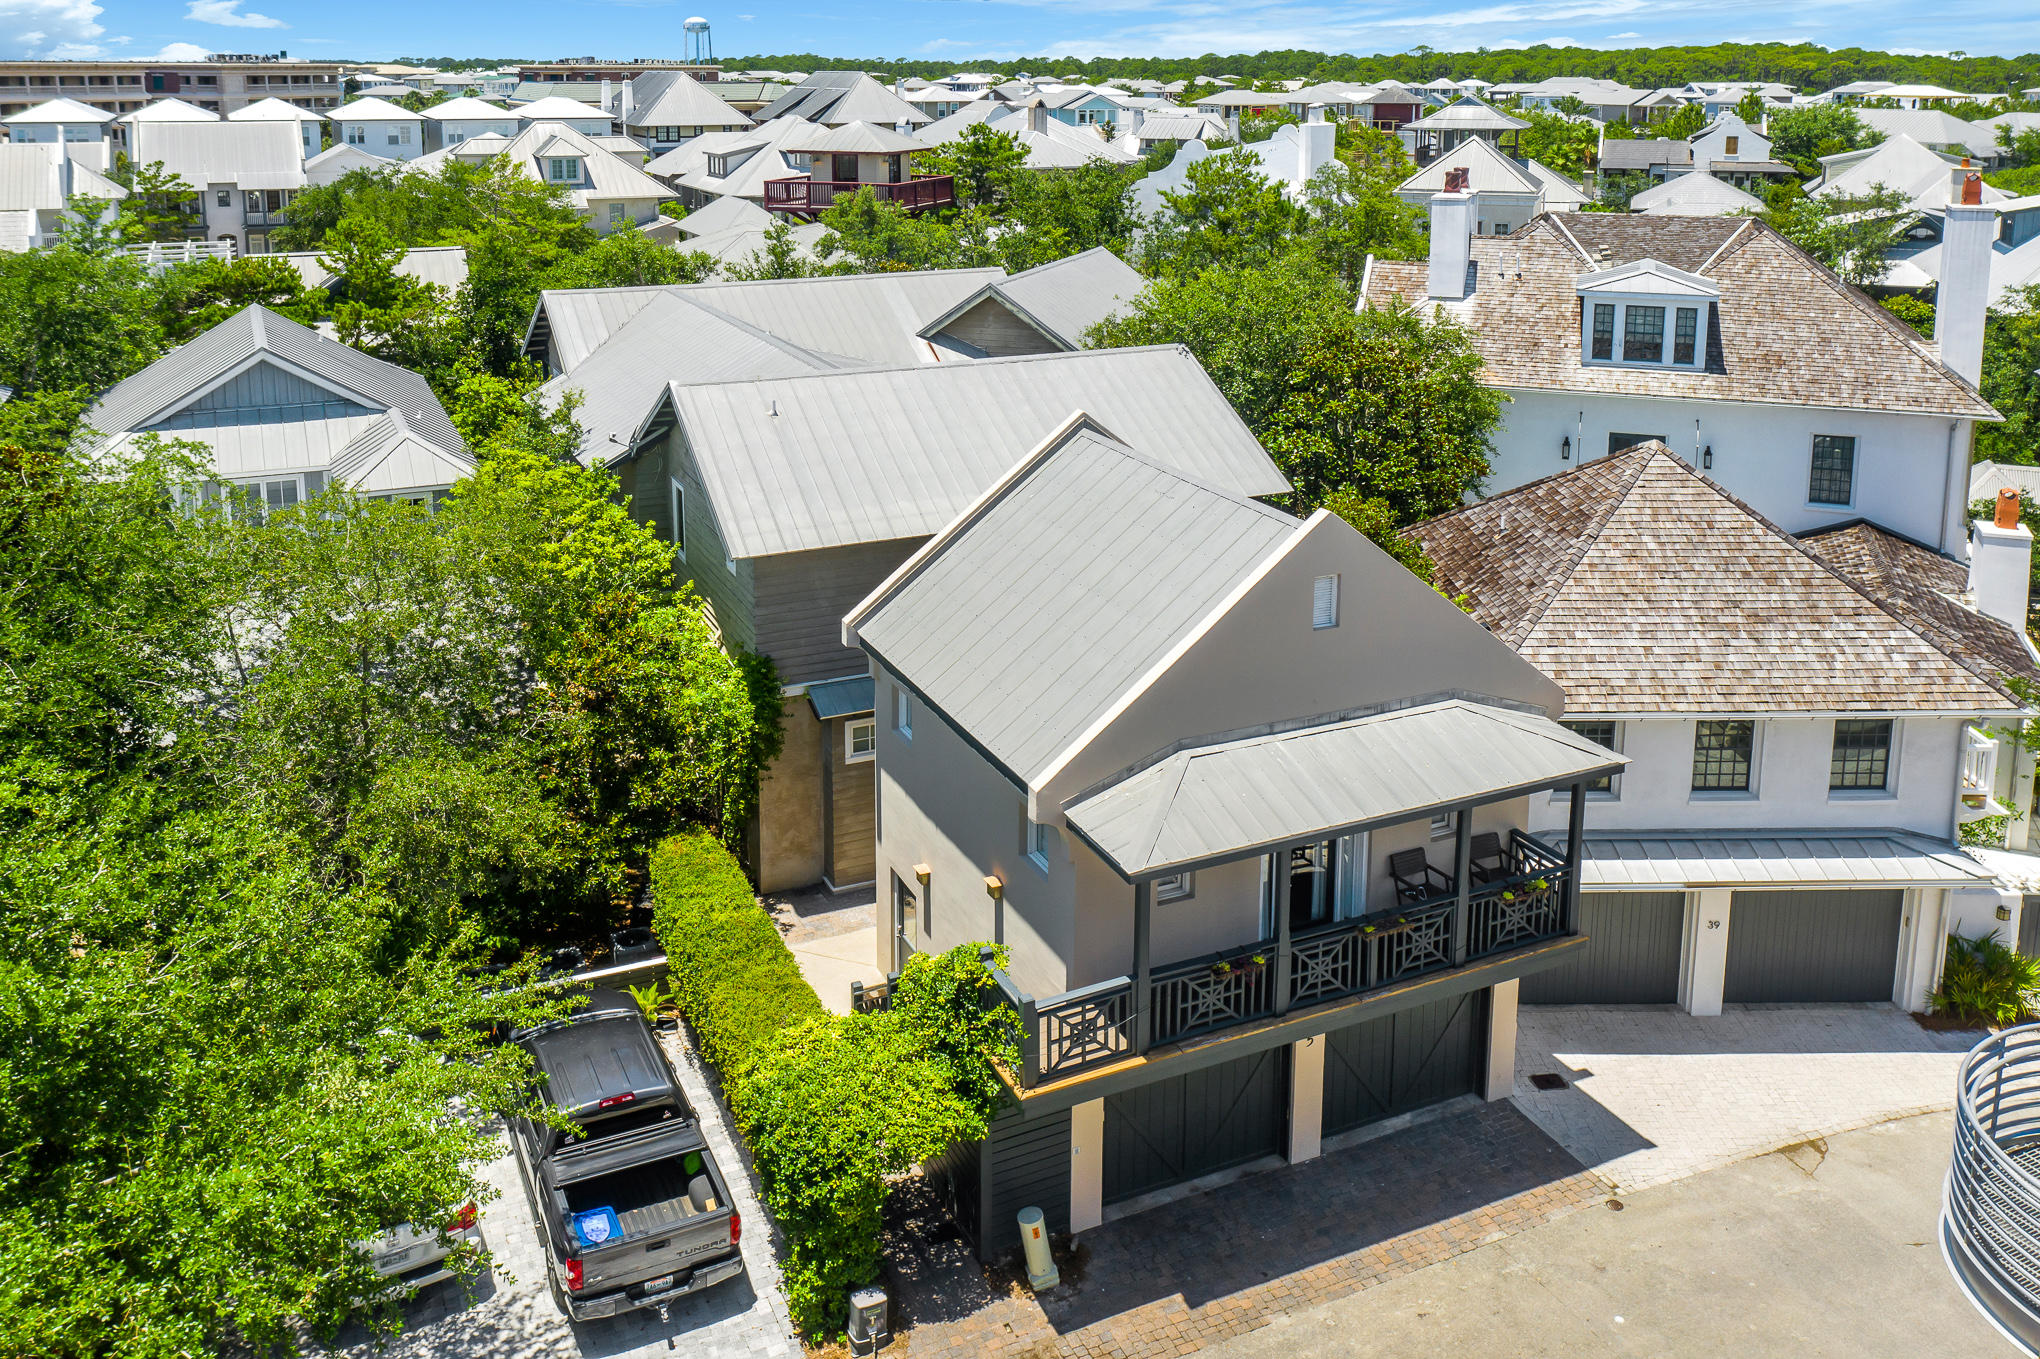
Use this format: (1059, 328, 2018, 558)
(510, 992, 744, 1321)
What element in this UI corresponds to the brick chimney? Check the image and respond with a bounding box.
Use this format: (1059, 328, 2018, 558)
(1427, 167, 1475, 301)
(1935, 157, 1996, 389)
(1970, 488, 2033, 634)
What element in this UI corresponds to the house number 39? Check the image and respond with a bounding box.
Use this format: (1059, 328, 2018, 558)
(1706, 920, 1722, 929)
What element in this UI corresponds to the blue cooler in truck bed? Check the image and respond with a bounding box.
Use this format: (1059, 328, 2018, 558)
(571, 1207, 623, 1250)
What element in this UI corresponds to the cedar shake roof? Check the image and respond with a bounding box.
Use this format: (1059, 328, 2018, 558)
(1798, 521, 2040, 688)
(1410, 445, 2019, 713)
(1362, 214, 1998, 421)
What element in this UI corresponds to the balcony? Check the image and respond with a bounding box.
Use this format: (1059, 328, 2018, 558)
(1001, 830, 1576, 1088)
(1943, 1024, 2040, 1353)
(761, 175, 955, 218)
(1961, 726, 2009, 824)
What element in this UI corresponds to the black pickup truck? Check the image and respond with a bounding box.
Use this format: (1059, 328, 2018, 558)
(509, 992, 745, 1321)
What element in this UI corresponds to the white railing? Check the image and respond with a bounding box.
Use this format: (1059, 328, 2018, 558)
(1944, 1025, 2040, 1356)
(121, 239, 236, 271)
(1964, 726, 2002, 800)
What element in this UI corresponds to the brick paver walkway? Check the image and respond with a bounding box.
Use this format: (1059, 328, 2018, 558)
(887, 1101, 1610, 1359)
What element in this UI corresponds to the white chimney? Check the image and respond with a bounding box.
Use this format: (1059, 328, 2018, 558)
(1427, 170, 1476, 300)
(1935, 163, 1996, 389)
(1227, 108, 1240, 140)
(1029, 99, 1048, 135)
(600, 78, 613, 117)
(1970, 489, 2032, 633)
(1298, 117, 1335, 185)
(1125, 103, 1143, 142)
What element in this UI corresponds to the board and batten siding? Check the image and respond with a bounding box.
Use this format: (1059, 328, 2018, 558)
(752, 539, 922, 686)
(979, 1103, 1070, 1259)
(155, 362, 370, 425)
(617, 426, 757, 654)
(932, 297, 1064, 359)
(822, 714, 877, 887)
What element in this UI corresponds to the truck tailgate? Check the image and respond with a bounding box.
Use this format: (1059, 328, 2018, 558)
(551, 1124, 738, 1297)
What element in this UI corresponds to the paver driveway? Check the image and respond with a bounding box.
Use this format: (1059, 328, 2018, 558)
(1512, 1002, 1982, 1192)
(312, 1024, 796, 1359)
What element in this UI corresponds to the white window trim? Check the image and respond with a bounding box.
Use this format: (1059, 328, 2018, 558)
(845, 717, 876, 764)
(1312, 573, 1339, 630)
(1025, 818, 1055, 873)
(1154, 870, 1195, 903)
(1689, 718, 1763, 801)
(1804, 433, 1859, 512)
(1827, 717, 1901, 800)
(1554, 720, 1624, 802)
(893, 687, 912, 741)
(1430, 809, 1458, 840)
(1579, 296, 1707, 370)
(668, 478, 684, 550)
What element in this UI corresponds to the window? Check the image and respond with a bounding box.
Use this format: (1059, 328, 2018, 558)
(1724, 135, 1739, 154)
(1623, 305, 1666, 362)
(1561, 720, 1620, 794)
(548, 157, 580, 181)
(893, 686, 912, 740)
(1312, 574, 1339, 629)
(608, 203, 627, 225)
(1808, 434, 1856, 506)
(1672, 307, 1698, 365)
(216, 189, 231, 207)
(1026, 819, 1056, 870)
(1608, 432, 1665, 457)
(1830, 719, 1893, 791)
(668, 479, 684, 550)
(845, 718, 876, 763)
(1430, 809, 1458, 840)
(1492, 221, 1510, 235)
(1691, 720, 1756, 792)
(1154, 871, 1195, 903)
(1590, 303, 1614, 360)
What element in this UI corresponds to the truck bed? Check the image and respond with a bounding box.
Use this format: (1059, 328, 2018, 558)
(563, 1153, 723, 1246)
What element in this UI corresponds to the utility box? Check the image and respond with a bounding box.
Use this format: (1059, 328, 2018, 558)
(846, 1285, 889, 1355)
(1018, 1206, 1059, 1290)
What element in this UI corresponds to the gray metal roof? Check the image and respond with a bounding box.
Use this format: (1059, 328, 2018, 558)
(228, 97, 328, 124)
(1403, 96, 1529, 132)
(87, 304, 464, 462)
(847, 418, 1296, 785)
(806, 675, 875, 719)
(1580, 831, 1992, 888)
(755, 71, 930, 127)
(5, 96, 114, 124)
(920, 247, 1146, 350)
(127, 121, 305, 191)
(625, 69, 753, 131)
(277, 244, 467, 293)
(334, 96, 425, 122)
(654, 346, 1288, 561)
(0, 143, 125, 211)
(785, 119, 926, 155)
(1066, 700, 1625, 877)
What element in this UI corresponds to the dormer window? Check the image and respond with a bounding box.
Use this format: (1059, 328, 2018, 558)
(547, 156, 583, 182)
(1576, 258, 1720, 371)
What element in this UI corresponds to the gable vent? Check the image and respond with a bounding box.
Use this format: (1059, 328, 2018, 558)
(1312, 573, 1339, 630)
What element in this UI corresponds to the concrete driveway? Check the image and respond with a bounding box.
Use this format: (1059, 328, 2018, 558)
(1512, 1003, 1982, 1193)
(313, 1026, 796, 1359)
(1197, 1110, 2000, 1359)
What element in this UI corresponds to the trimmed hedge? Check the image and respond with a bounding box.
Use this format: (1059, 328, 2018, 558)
(648, 829, 828, 1077)
(649, 830, 1015, 1337)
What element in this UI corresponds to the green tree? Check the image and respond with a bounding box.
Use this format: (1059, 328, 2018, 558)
(1516, 109, 1599, 177)
(1766, 184, 1911, 287)
(1978, 283, 2040, 466)
(1295, 160, 1426, 286)
(1765, 105, 1880, 175)
(111, 157, 198, 243)
(540, 228, 715, 288)
(1733, 89, 1769, 124)
(816, 186, 968, 272)
(1657, 103, 1709, 141)
(722, 218, 822, 280)
(1142, 147, 1301, 275)
(915, 121, 1031, 208)
(1879, 293, 1935, 337)
(319, 215, 460, 373)
(154, 255, 327, 344)
(0, 246, 162, 394)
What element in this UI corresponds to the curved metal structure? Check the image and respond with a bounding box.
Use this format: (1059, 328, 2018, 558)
(1944, 1024, 2040, 1357)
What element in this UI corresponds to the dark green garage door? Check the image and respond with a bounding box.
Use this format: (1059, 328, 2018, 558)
(1520, 892, 1685, 1004)
(1103, 1045, 1289, 1204)
(1323, 991, 1486, 1137)
(1724, 889, 1904, 1003)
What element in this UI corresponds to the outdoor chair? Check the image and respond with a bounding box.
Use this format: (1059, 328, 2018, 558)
(1388, 849, 1453, 906)
(1469, 832, 1507, 885)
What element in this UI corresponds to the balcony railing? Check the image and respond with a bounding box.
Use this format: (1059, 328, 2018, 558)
(1005, 830, 1573, 1087)
(761, 175, 955, 214)
(1943, 1024, 2040, 1354)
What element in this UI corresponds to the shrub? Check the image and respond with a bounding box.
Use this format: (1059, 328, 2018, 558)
(649, 828, 826, 1077)
(1933, 930, 2040, 1028)
(1960, 814, 2011, 848)
(648, 831, 1017, 1335)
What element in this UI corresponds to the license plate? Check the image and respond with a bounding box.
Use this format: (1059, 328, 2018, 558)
(379, 1247, 416, 1267)
(641, 1274, 676, 1294)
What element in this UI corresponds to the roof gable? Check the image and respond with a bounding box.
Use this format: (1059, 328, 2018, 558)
(1575, 256, 1721, 297)
(1412, 445, 2017, 713)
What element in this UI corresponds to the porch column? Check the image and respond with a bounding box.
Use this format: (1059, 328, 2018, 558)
(1450, 808, 1473, 966)
(1679, 889, 1732, 1016)
(1131, 879, 1152, 1054)
(1273, 852, 1293, 1015)
(1069, 1098, 1104, 1234)
(1485, 979, 1520, 1100)
(1563, 780, 1588, 934)
(1287, 1035, 1324, 1163)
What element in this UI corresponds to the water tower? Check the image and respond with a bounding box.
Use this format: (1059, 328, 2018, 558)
(683, 17, 713, 64)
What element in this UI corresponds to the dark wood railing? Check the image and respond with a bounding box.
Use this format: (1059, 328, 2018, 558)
(762, 175, 955, 214)
(1013, 831, 1574, 1087)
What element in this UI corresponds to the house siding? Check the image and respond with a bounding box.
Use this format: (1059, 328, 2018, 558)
(823, 713, 877, 887)
(752, 539, 919, 686)
(934, 296, 1064, 358)
(979, 1103, 1070, 1259)
(759, 700, 825, 893)
(621, 426, 758, 654)
(165, 362, 362, 421)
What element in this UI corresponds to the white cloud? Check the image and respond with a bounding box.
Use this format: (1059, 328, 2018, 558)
(184, 0, 286, 27)
(152, 40, 212, 57)
(2, 0, 103, 56)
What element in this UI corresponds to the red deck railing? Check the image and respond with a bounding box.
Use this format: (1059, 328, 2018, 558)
(762, 175, 955, 214)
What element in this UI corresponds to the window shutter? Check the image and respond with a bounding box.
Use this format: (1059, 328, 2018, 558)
(1312, 574, 1339, 630)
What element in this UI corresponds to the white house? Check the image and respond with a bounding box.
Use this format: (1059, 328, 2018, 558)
(227, 96, 326, 160)
(1359, 196, 2000, 558)
(1132, 117, 1338, 218)
(332, 96, 425, 162)
(1629, 171, 1766, 217)
(304, 142, 391, 187)
(126, 120, 305, 254)
(1393, 137, 1586, 236)
(0, 141, 124, 250)
(116, 96, 217, 132)
(3, 96, 115, 165)
(1415, 443, 2030, 1014)
(645, 115, 816, 209)
(512, 96, 614, 138)
(420, 95, 518, 150)
(409, 121, 668, 234)
(618, 69, 750, 154)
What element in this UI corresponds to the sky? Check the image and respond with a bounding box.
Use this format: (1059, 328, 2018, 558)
(5, 0, 2035, 68)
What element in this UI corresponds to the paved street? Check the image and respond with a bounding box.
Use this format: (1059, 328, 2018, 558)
(312, 1023, 796, 1359)
(1513, 1003, 1980, 1192)
(1196, 1110, 1999, 1359)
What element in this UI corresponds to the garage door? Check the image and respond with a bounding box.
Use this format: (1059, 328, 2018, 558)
(2022, 896, 2040, 959)
(1520, 892, 1685, 1005)
(1323, 991, 1485, 1137)
(1724, 890, 1904, 1003)
(1103, 1045, 1288, 1204)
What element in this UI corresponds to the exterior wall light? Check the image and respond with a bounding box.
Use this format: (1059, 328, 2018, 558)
(1702, 444, 1713, 470)
(985, 875, 1004, 901)
(1560, 434, 1571, 461)
(913, 862, 931, 885)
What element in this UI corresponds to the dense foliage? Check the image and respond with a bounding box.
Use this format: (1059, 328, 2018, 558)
(1932, 931, 2040, 1026)
(1980, 285, 2040, 467)
(649, 836, 1015, 1335)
